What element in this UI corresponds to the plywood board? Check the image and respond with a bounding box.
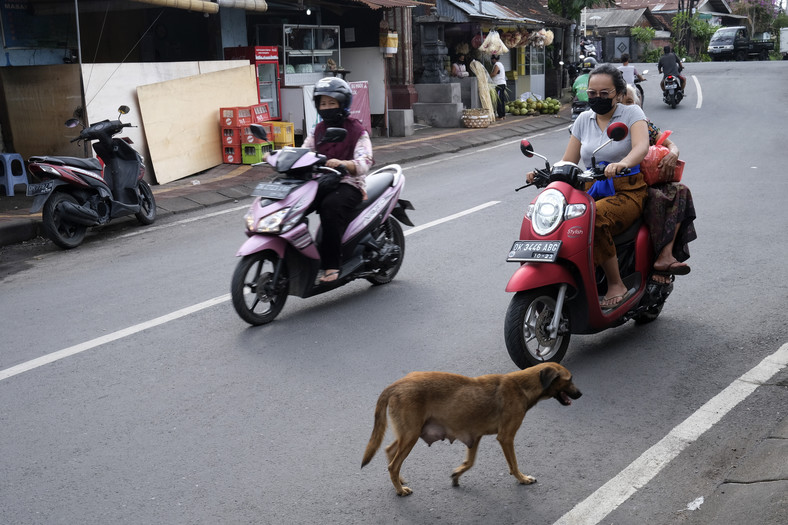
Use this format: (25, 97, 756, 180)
(137, 65, 258, 184)
(82, 60, 249, 182)
(0, 64, 83, 160)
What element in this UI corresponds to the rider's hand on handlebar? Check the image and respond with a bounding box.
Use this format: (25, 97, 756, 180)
(603, 162, 628, 178)
(526, 171, 536, 183)
(326, 158, 353, 173)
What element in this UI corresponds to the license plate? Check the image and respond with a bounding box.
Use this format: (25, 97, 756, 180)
(251, 182, 294, 200)
(507, 240, 562, 263)
(26, 181, 54, 196)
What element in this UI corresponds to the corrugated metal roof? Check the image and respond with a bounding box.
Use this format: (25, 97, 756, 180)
(350, 0, 433, 8)
(586, 7, 648, 28)
(446, 0, 542, 23)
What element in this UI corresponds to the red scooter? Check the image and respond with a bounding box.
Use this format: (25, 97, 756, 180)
(503, 123, 673, 369)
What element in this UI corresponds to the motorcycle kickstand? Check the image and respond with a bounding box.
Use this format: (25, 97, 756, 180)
(547, 283, 568, 340)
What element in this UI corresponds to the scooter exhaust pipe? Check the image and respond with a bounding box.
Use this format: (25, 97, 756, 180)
(59, 201, 99, 226)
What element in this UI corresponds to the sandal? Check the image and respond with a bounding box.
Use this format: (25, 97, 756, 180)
(653, 261, 691, 276)
(318, 269, 340, 283)
(600, 289, 634, 310)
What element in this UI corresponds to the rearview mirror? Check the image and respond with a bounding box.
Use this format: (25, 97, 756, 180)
(520, 139, 534, 158)
(65, 118, 80, 128)
(118, 105, 130, 115)
(607, 122, 629, 141)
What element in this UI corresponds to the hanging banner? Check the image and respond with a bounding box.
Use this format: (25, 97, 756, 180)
(349, 81, 372, 136)
(303, 80, 371, 138)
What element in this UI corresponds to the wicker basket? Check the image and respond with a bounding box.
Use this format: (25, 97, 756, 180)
(461, 108, 492, 128)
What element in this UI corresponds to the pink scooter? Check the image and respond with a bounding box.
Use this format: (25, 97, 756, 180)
(503, 122, 673, 368)
(231, 125, 414, 325)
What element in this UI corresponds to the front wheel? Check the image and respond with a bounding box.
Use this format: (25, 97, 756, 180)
(42, 192, 88, 249)
(135, 180, 156, 225)
(504, 289, 570, 369)
(231, 250, 288, 325)
(366, 217, 405, 285)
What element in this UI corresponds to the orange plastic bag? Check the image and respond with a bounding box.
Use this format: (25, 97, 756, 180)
(641, 130, 685, 186)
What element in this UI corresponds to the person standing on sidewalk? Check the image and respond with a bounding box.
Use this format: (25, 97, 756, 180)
(490, 54, 507, 120)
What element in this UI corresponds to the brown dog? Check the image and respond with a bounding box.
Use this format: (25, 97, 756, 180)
(361, 362, 582, 496)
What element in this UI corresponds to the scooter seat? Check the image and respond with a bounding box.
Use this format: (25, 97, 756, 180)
(29, 155, 103, 172)
(354, 169, 394, 211)
(613, 218, 642, 246)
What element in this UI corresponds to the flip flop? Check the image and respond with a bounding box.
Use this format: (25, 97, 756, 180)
(654, 261, 691, 276)
(318, 269, 340, 284)
(600, 288, 634, 310)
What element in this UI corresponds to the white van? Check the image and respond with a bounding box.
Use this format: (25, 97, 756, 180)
(781, 27, 788, 59)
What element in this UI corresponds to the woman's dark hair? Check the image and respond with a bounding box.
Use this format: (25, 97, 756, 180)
(589, 63, 627, 96)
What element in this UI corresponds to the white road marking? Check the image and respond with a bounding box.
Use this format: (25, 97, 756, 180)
(1, 202, 497, 381)
(0, 295, 231, 382)
(552, 342, 788, 525)
(404, 201, 499, 236)
(693, 75, 702, 109)
(119, 204, 250, 238)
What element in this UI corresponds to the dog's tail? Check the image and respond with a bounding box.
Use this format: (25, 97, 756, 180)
(361, 386, 392, 469)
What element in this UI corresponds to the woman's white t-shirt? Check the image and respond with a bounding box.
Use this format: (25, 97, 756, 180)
(570, 103, 647, 168)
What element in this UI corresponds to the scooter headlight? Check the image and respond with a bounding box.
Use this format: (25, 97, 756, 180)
(531, 189, 566, 235)
(248, 208, 290, 233)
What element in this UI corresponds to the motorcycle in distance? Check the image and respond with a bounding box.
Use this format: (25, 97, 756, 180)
(231, 124, 414, 326)
(662, 74, 683, 109)
(503, 122, 673, 369)
(26, 105, 156, 249)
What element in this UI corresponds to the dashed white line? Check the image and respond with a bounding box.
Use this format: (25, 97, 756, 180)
(1, 202, 498, 381)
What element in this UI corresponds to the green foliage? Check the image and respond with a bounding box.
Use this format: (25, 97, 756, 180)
(671, 13, 716, 59)
(630, 26, 656, 45)
(643, 48, 662, 62)
(732, 0, 781, 34)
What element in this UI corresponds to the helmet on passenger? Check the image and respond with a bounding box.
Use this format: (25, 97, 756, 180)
(581, 56, 597, 73)
(313, 77, 353, 116)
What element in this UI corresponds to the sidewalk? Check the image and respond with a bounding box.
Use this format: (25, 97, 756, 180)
(0, 109, 572, 248)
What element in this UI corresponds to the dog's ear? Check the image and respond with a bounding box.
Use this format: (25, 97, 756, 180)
(540, 366, 560, 391)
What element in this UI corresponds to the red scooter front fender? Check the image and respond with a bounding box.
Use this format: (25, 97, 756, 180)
(505, 262, 577, 293)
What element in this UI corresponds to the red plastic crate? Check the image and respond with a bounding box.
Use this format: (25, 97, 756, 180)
(219, 106, 252, 127)
(221, 126, 242, 145)
(241, 123, 273, 144)
(251, 103, 271, 123)
(222, 144, 241, 164)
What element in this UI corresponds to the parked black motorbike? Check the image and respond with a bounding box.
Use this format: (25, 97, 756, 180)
(26, 105, 156, 249)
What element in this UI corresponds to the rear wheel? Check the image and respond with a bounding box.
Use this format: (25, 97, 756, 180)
(42, 192, 87, 249)
(135, 180, 156, 225)
(366, 218, 405, 285)
(504, 289, 570, 369)
(231, 250, 288, 325)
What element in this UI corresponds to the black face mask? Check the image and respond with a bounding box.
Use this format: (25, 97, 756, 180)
(588, 96, 614, 115)
(318, 108, 345, 126)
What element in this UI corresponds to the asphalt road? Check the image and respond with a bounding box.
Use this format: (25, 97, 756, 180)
(1, 61, 787, 525)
